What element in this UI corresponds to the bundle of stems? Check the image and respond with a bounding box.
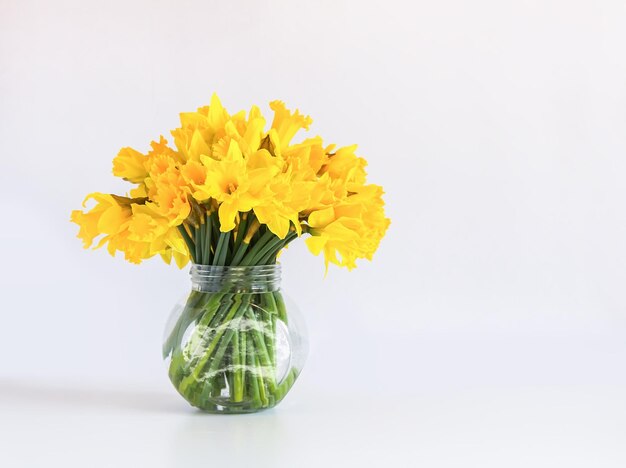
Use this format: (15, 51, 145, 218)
(176, 207, 299, 267)
(163, 208, 299, 412)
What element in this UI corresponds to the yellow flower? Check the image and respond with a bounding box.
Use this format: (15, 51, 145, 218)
(239, 106, 266, 155)
(253, 203, 296, 240)
(73, 93, 389, 271)
(184, 139, 280, 232)
(194, 140, 250, 199)
(127, 204, 190, 267)
(180, 158, 206, 187)
(71, 193, 190, 267)
(70, 195, 150, 264)
(269, 100, 312, 151)
(149, 180, 191, 226)
(282, 137, 327, 180)
(71, 193, 132, 248)
(171, 93, 230, 162)
(249, 138, 325, 239)
(112, 148, 148, 183)
(305, 173, 346, 212)
(305, 184, 390, 270)
(148, 136, 184, 165)
(136, 139, 192, 226)
(320, 144, 367, 186)
(253, 172, 310, 239)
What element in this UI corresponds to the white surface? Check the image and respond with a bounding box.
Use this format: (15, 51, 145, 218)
(2, 379, 625, 467)
(2, 0, 626, 466)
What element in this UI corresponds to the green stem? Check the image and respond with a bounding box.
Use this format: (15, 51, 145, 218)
(204, 213, 213, 264)
(211, 214, 220, 249)
(213, 231, 231, 266)
(262, 294, 277, 369)
(255, 353, 269, 407)
(258, 232, 298, 264)
(239, 325, 247, 400)
(251, 226, 261, 245)
(177, 225, 196, 264)
(239, 230, 275, 266)
(246, 308, 276, 394)
(162, 290, 204, 358)
(232, 330, 243, 402)
(230, 241, 250, 266)
(232, 213, 248, 255)
(178, 294, 248, 394)
(168, 292, 217, 386)
(274, 368, 298, 402)
(247, 332, 262, 408)
(273, 291, 288, 324)
(204, 296, 250, 383)
(262, 304, 276, 369)
(195, 225, 203, 264)
(179, 293, 229, 374)
(245, 237, 284, 266)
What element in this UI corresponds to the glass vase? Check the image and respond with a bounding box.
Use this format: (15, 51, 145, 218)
(162, 264, 307, 413)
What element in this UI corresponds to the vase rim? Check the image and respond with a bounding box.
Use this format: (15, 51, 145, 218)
(190, 263, 281, 293)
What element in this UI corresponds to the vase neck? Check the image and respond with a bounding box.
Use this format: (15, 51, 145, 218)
(190, 264, 281, 293)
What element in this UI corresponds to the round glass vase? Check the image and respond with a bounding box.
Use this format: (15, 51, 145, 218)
(163, 264, 307, 413)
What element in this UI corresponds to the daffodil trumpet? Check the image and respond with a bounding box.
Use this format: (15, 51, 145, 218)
(72, 94, 389, 412)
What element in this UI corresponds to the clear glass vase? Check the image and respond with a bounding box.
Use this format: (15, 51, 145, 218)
(163, 264, 307, 413)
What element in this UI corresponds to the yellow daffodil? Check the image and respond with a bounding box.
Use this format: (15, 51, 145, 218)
(72, 93, 389, 271)
(253, 171, 310, 238)
(305, 184, 390, 270)
(282, 137, 327, 180)
(71, 193, 132, 248)
(269, 100, 312, 151)
(145, 165, 191, 226)
(320, 144, 367, 186)
(112, 148, 148, 183)
(171, 93, 230, 162)
(188, 140, 280, 232)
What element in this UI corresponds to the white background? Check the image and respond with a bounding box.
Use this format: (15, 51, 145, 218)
(2, 0, 626, 466)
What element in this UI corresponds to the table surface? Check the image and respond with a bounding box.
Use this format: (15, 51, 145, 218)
(2, 373, 625, 467)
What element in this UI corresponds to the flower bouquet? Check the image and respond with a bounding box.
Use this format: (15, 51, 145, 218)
(72, 94, 389, 412)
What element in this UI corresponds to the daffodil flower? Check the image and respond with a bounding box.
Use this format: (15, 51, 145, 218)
(72, 93, 389, 270)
